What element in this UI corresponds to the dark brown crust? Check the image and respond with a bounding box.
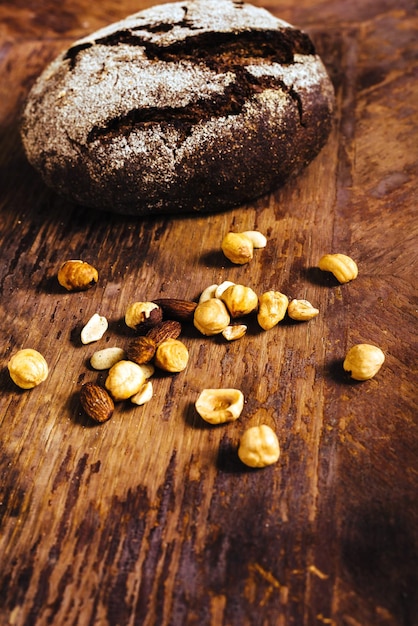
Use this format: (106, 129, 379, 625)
(20, 0, 335, 216)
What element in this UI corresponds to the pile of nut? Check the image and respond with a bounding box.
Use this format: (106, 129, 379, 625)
(7, 234, 386, 469)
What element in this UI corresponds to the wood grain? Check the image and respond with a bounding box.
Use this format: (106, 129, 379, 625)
(1, 1, 417, 625)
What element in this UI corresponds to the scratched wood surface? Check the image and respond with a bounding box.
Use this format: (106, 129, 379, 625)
(0, 1, 417, 625)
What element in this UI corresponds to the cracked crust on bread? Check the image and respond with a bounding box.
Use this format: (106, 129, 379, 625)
(20, 0, 335, 216)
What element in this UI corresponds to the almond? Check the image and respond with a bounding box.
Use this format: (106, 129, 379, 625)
(146, 320, 182, 345)
(152, 298, 197, 322)
(80, 382, 114, 423)
(126, 336, 157, 364)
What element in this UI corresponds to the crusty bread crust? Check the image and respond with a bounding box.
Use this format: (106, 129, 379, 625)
(20, 0, 335, 216)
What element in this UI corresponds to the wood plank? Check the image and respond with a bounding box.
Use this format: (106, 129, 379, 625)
(0, 1, 417, 625)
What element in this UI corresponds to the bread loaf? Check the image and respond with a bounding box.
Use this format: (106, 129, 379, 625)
(20, 0, 335, 216)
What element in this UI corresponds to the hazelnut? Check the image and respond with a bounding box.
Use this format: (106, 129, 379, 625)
(193, 298, 230, 336)
(195, 389, 244, 424)
(124, 302, 162, 332)
(343, 343, 385, 380)
(214, 281, 235, 299)
(57, 260, 98, 291)
(222, 324, 247, 341)
(199, 284, 219, 303)
(238, 425, 280, 468)
(138, 363, 155, 380)
(257, 291, 289, 330)
(220, 284, 258, 318)
(318, 253, 358, 283)
(154, 338, 189, 373)
(221, 232, 254, 265)
(287, 299, 319, 321)
(131, 381, 154, 406)
(8, 348, 48, 389)
(105, 360, 146, 401)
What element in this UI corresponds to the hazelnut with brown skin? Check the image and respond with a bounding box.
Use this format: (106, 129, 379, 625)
(58, 260, 98, 291)
(221, 232, 254, 265)
(124, 302, 163, 332)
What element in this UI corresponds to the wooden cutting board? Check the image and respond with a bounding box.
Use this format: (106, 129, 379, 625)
(1, 1, 417, 624)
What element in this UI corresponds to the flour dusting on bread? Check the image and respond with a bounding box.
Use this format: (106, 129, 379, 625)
(21, 0, 334, 215)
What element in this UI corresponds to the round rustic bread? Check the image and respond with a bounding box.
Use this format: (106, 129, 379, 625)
(20, 0, 335, 216)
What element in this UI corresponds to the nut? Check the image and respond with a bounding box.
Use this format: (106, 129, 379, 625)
(220, 284, 258, 318)
(80, 313, 108, 344)
(80, 382, 114, 423)
(222, 324, 247, 341)
(139, 363, 155, 379)
(257, 291, 289, 330)
(131, 381, 154, 406)
(126, 336, 157, 364)
(90, 347, 126, 370)
(287, 299, 319, 321)
(221, 232, 254, 265)
(146, 320, 182, 345)
(8, 348, 48, 389)
(343, 343, 385, 380)
(193, 298, 230, 336)
(318, 253, 358, 283)
(124, 301, 162, 332)
(154, 338, 189, 373)
(199, 284, 218, 303)
(238, 425, 280, 468)
(242, 230, 267, 248)
(214, 281, 235, 299)
(152, 298, 197, 322)
(57, 260, 98, 291)
(105, 360, 146, 401)
(195, 389, 244, 424)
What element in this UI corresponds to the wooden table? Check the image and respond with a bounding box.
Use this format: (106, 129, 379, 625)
(1, 1, 417, 624)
